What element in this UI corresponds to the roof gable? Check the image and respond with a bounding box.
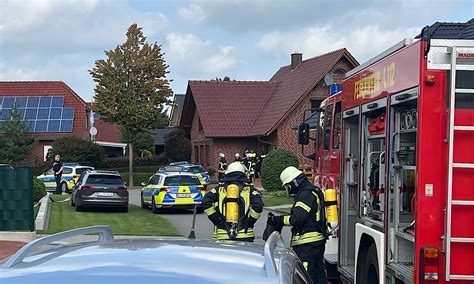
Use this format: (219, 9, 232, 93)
(187, 81, 278, 137)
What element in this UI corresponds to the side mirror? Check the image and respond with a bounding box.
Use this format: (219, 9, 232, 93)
(298, 123, 310, 145)
(141, 182, 146, 186)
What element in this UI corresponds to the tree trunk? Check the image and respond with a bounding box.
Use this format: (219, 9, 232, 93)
(128, 143, 134, 187)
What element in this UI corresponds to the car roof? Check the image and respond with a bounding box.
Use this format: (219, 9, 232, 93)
(1, 228, 293, 283)
(156, 172, 197, 177)
(86, 170, 121, 176)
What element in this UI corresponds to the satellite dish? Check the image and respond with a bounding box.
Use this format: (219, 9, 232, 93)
(89, 126, 97, 136)
(324, 73, 334, 86)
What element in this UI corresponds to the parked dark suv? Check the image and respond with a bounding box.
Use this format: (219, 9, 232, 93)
(71, 170, 129, 212)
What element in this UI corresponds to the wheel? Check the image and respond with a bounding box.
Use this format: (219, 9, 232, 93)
(71, 195, 75, 207)
(121, 206, 129, 213)
(141, 194, 147, 209)
(151, 197, 160, 214)
(357, 244, 379, 284)
(61, 182, 68, 193)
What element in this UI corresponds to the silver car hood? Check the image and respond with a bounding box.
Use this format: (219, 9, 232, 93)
(0, 238, 277, 284)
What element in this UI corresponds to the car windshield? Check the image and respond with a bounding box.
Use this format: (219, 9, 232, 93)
(164, 176, 201, 186)
(86, 175, 124, 185)
(76, 167, 93, 175)
(188, 166, 205, 174)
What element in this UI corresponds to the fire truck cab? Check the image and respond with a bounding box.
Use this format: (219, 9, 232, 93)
(299, 33, 473, 283)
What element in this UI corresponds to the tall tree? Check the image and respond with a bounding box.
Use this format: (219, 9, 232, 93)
(0, 106, 36, 164)
(89, 23, 172, 185)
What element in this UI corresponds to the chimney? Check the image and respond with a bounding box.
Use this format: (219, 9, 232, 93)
(291, 52, 302, 70)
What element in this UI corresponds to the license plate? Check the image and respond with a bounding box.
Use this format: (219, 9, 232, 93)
(177, 193, 190, 198)
(98, 192, 114, 197)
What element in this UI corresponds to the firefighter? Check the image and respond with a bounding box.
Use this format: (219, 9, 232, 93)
(217, 153, 228, 182)
(246, 151, 257, 184)
(269, 166, 328, 284)
(234, 153, 241, 162)
(202, 162, 263, 242)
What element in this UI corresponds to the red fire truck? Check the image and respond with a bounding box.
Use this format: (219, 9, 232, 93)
(298, 31, 473, 283)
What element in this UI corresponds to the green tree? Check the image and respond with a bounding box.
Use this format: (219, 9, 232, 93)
(89, 23, 172, 186)
(261, 149, 299, 191)
(0, 106, 36, 164)
(121, 128, 155, 157)
(48, 136, 106, 167)
(164, 128, 191, 162)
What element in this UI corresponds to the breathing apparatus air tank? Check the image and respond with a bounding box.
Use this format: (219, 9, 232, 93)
(226, 184, 240, 239)
(325, 188, 338, 229)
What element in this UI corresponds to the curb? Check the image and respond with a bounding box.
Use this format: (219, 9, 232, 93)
(35, 194, 52, 231)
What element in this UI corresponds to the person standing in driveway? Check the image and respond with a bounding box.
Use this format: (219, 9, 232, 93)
(53, 155, 63, 195)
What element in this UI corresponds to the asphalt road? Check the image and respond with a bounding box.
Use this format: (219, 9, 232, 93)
(128, 189, 292, 246)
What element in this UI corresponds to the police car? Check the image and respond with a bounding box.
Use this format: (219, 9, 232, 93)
(159, 162, 211, 187)
(37, 164, 94, 193)
(140, 172, 206, 213)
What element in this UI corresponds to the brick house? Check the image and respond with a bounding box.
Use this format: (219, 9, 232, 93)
(179, 49, 358, 170)
(0, 81, 125, 161)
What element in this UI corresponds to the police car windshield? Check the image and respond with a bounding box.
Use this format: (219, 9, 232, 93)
(188, 166, 205, 173)
(87, 175, 124, 185)
(76, 167, 93, 175)
(164, 176, 201, 186)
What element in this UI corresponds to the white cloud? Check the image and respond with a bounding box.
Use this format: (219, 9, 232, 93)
(257, 25, 420, 62)
(165, 33, 238, 76)
(177, 3, 206, 23)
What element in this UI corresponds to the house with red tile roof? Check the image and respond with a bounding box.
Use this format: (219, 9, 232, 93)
(180, 49, 358, 170)
(0, 81, 125, 161)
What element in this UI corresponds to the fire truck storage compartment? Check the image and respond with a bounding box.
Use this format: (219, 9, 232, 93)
(386, 87, 419, 283)
(340, 106, 360, 268)
(360, 97, 387, 226)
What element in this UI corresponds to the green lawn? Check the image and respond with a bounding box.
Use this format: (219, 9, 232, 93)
(262, 191, 293, 207)
(40, 195, 181, 236)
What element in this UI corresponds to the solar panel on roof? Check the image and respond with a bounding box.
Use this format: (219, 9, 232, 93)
(0, 96, 76, 133)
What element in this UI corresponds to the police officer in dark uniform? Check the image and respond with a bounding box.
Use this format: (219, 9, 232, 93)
(203, 162, 263, 242)
(217, 153, 227, 182)
(270, 166, 328, 284)
(53, 155, 64, 195)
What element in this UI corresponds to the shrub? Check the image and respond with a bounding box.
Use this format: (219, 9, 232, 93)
(47, 136, 106, 167)
(206, 166, 216, 178)
(164, 128, 191, 162)
(261, 149, 299, 192)
(120, 172, 154, 186)
(33, 178, 47, 202)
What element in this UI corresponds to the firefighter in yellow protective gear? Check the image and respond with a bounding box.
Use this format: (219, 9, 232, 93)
(203, 162, 263, 242)
(269, 166, 328, 284)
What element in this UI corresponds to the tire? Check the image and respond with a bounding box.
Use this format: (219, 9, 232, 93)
(61, 182, 68, 193)
(75, 205, 83, 212)
(71, 195, 75, 207)
(141, 194, 147, 209)
(121, 206, 129, 213)
(152, 197, 160, 214)
(357, 244, 379, 284)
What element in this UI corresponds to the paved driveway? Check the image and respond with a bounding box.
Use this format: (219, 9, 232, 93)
(128, 189, 292, 246)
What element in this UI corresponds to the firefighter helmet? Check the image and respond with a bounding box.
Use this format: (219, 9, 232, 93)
(280, 166, 303, 185)
(225, 162, 246, 175)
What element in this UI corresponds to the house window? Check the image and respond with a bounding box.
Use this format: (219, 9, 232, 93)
(310, 99, 322, 112)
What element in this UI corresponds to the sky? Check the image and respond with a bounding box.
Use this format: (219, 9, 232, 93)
(0, 0, 473, 102)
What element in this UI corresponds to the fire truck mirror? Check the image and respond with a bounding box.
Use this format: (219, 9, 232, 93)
(298, 123, 310, 145)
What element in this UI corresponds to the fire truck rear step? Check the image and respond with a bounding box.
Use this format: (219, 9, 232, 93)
(453, 126, 474, 131)
(451, 237, 474, 243)
(339, 265, 355, 280)
(452, 200, 474, 205)
(453, 163, 474, 169)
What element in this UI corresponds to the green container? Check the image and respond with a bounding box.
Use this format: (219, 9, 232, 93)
(0, 167, 34, 231)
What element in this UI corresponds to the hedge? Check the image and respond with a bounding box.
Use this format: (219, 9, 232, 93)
(120, 173, 155, 186)
(261, 149, 299, 192)
(33, 178, 47, 202)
